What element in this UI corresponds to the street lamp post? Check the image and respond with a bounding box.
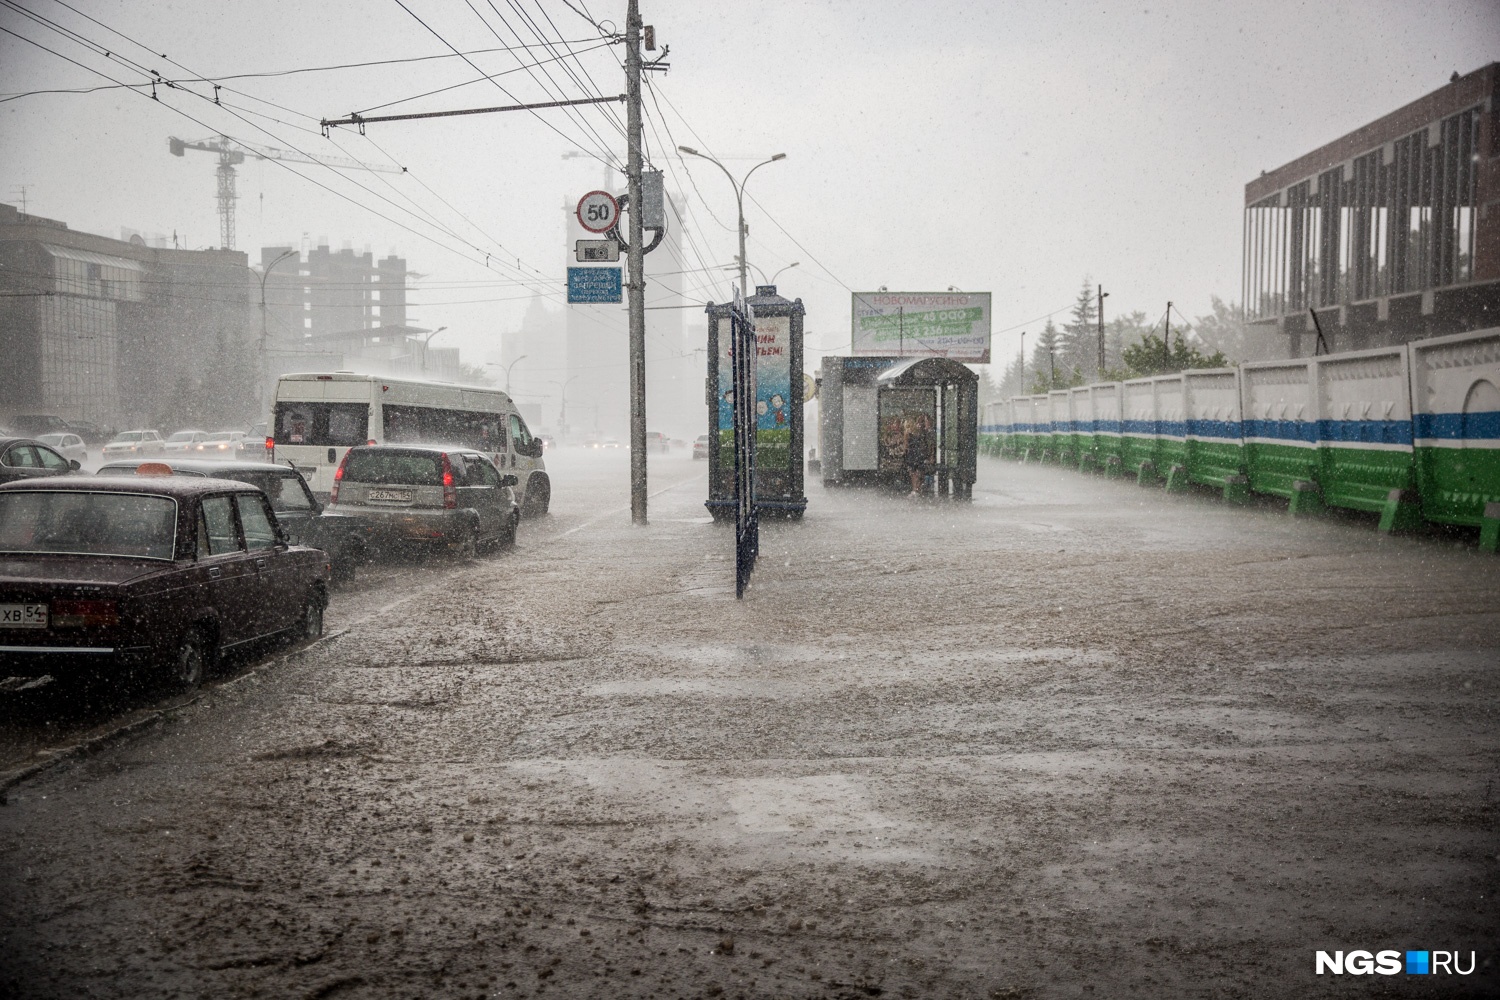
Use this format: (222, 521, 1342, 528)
(677, 146, 786, 295)
(256, 249, 298, 405)
(418, 326, 448, 373)
(504, 355, 528, 396)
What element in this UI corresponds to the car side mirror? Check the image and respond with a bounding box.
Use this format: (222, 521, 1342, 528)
(69, 459, 81, 471)
(531, 440, 544, 458)
(499, 474, 518, 488)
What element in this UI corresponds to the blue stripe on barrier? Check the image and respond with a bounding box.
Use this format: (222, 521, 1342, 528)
(1413, 411, 1500, 440)
(1096, 420, 1121, 434)
(1243, 419, 1317, 443)
(1185, 419, 1242, 440)
(1122, 419, 1155, 435)
(1316, 419, 1413, 445)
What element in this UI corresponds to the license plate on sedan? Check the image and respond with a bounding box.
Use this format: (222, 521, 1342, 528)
(0, 603, 48, 628)
(367, 489, 412, 502)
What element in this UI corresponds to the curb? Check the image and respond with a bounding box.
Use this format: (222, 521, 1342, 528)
(0, 627, 348, 804)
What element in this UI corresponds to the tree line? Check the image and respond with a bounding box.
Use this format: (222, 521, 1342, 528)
(990, 278, 1255, 399)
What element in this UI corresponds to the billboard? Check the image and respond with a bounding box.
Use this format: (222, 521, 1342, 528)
(851, 291, 991, 363)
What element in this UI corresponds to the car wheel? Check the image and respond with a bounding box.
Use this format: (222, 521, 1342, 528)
(168, 629, 208, 691)
(454, 526, 479, 560)
(523, 476, 551, 517)
(300, 589, 325, 641)
(500, 511, 519, 549)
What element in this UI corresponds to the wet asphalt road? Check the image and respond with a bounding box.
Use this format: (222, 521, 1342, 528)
(0, 447, 1496, 999)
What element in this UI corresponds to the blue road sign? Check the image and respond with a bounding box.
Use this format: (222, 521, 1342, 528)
(567, 266, 622, 304)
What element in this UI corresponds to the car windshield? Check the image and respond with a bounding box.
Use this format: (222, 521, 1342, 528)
(38, 434, 65, 445)
(229, 472, 312, 511)
(113, 432, 143, 443)
(168, 432, 198, 442)
(0, 491, 177, 560)
(205, 432, 235, 441)
(342, 450, 444, 485)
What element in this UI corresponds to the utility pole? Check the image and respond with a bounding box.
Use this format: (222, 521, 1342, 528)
(1096, 285, 1108, 375)
(625, 0, 647, 524)
(1165, 301, 1172, 352)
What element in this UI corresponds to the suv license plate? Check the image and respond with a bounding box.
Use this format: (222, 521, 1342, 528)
(0, 603, 48, 628)
(368, 489, 412, 502)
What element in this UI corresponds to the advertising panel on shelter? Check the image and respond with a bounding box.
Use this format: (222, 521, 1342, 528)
(716, 313, 792, 471)
(851, 291, 992, 363)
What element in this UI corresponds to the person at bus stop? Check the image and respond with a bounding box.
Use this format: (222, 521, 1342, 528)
(904, 414, 934, 498)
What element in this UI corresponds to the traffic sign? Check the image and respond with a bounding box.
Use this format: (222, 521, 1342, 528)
(567, 266, 622, 303)
(576, 190, 619, 234)
(575, 239, 620, 263)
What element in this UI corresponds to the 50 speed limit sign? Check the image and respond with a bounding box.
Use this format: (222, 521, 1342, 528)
(576, 190, 619, 234)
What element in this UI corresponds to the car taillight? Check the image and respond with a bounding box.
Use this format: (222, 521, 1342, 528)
(367, 439, 376, 446)
(265, 436, 275, 456)
(330, 450, 353, 504)
(441, 453, 457, 509)
(52, 599, 119, 628)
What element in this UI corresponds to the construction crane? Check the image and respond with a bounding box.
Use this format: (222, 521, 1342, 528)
(168, 135, 403, 250)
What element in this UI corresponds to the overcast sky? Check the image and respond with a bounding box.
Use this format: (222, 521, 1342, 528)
(2, 0, 1496, 374)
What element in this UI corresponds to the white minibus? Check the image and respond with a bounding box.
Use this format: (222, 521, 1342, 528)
(268, 372, 550, 515)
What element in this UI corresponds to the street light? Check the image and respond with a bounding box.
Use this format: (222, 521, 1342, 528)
(256, 249, 298, 404)
(418, 326, 448, 373)
(486, 355, 528, 396)
(677, 146, 786, 296)
(733, 259, 800, 287)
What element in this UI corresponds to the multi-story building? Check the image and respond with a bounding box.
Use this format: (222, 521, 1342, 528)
(1243, 62, 1500, 356)
(256, 242, 455, 384)
(0, 202, 254, 428)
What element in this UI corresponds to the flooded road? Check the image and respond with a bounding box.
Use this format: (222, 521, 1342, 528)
(1, 448, 1496, 998)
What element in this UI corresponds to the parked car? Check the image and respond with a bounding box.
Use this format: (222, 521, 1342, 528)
(0, 437, 80, 484)
(321, 445, 519, 559)
(163, 430, 209, 454)
(693, 434, 711, 460)
(96, 458, 357, 580)
(64, 419, 114, 446)
(38, 432, 88, 465)
(8, 415, 72, 437)
(102, 430, 165, 460)
(0, 474, 330, 690)
(195, 430, 247, 460)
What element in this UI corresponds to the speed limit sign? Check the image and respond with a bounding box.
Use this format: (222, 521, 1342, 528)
(576, 190, 619, 234)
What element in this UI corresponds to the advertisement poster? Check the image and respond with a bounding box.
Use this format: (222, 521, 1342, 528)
(716, 314, 791, 471)
(851, 291, 992, 363)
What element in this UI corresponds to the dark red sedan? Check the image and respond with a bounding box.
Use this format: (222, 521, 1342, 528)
(0, 475, 330, 690)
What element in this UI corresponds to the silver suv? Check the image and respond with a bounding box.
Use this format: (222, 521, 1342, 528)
(322, 445, 519, 558)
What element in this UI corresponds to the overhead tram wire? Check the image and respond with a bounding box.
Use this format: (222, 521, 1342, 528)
(349, 130, 555, 287)
(9, 2, 641, 333)
(464, 0, 621, 170)
(349, 39, 614, 116)
(392, 0, 619, 172)
(528, 0, 629, 141)
(10, 0, 565, 296)
(633, 77, 733, 300)
(8, 32, 554, 298)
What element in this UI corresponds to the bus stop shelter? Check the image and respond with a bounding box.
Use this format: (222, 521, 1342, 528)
(818, 355, 978, 499)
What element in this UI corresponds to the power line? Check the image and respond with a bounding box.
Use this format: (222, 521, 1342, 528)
(352, 39, 614, 116)
(391, 0, 618, 172)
